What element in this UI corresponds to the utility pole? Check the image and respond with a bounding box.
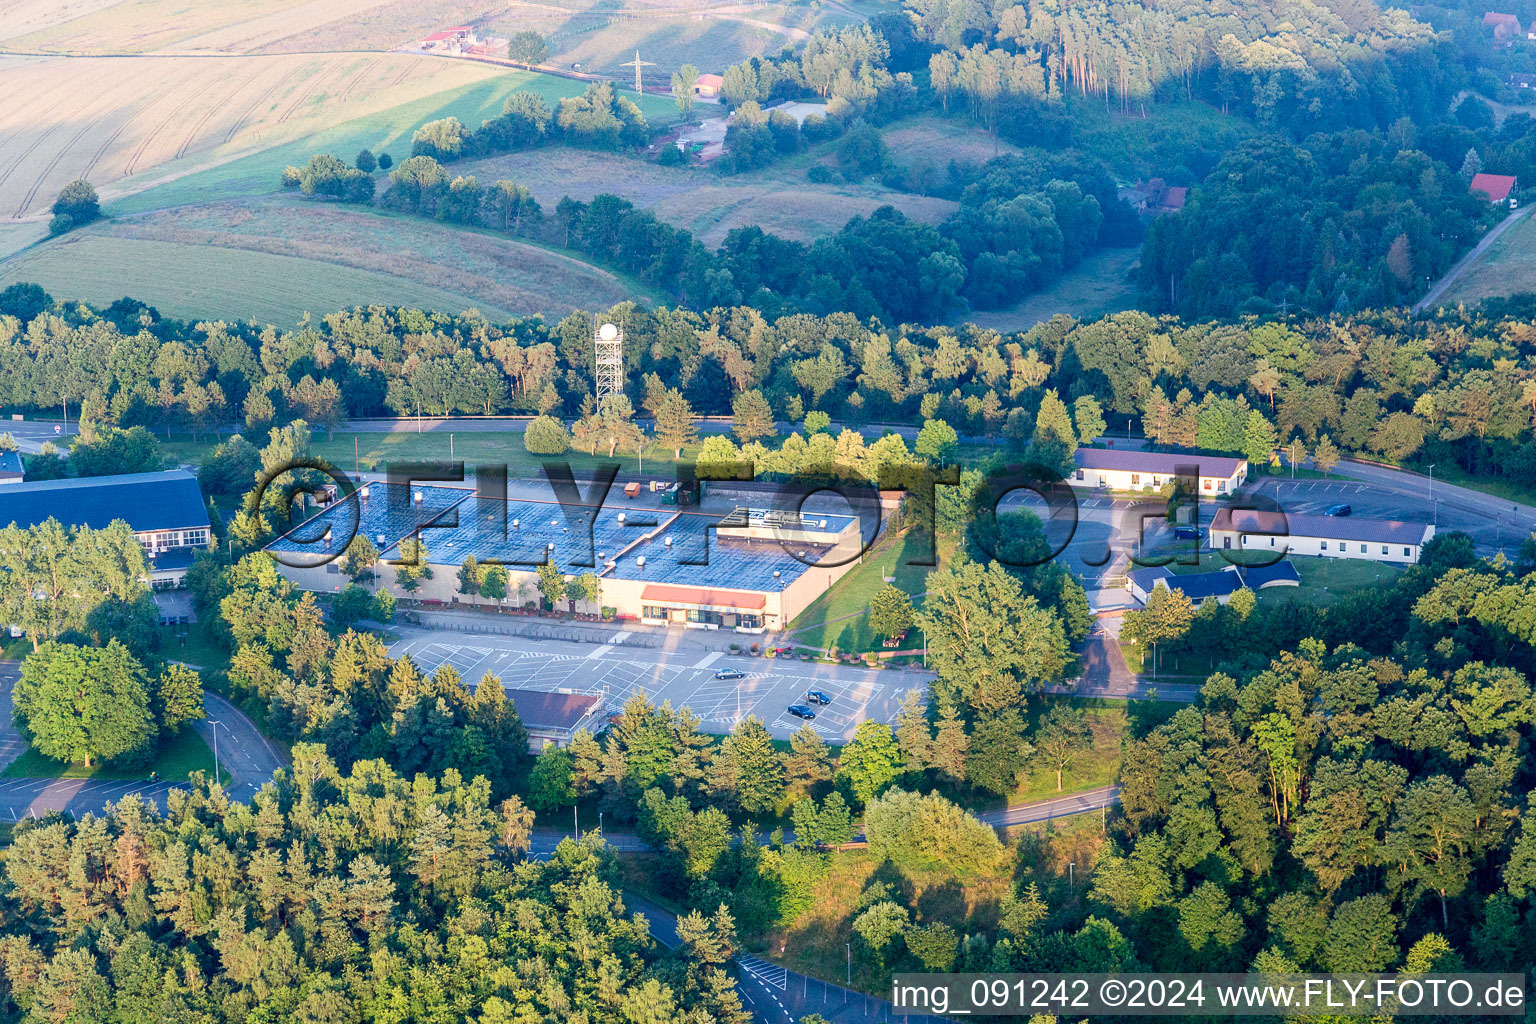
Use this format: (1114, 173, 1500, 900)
(620, 49, 654, 94)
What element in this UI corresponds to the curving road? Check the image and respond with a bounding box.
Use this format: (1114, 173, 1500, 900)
(0, 662, 286, 820)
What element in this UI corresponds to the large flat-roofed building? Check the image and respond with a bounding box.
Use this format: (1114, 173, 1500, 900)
(1072, 449, 1248, 495)
(0, 469, 211, 584)
(0, 451, 22, 484)
(268, 484, 864, 633)
(1209, 507, 1435, 564)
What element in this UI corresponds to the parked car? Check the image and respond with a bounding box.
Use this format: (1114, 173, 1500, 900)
(1173, 526, 1201, 540)
(787, 704, 816, 720)
(806, 690, 832, 705)
(714, 669, 745, 680)
(1325, 504, 1352, 516)
(768, 646, 794, 656)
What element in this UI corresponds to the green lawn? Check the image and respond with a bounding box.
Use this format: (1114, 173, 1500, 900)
(160, 429, 710, 478)
(786, 530, 949, 652)
(158, 624, 230, 675)
(2, 728, 229, 784)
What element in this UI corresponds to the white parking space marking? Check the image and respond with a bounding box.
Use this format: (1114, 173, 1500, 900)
(389, 628, 918, 740)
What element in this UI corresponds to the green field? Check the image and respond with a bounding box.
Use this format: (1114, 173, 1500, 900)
(786, 530, 950, 652)
(2, 728, 228, 784)
(0, 232, 520, 327)
(0, 195, 650, 327)
(1440, 210, 1536, 307)
(110, 69, 679, 216)
(966, 246, 1142, 332)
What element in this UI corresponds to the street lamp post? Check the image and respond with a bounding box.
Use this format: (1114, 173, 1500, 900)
(207, 719, 221, 782)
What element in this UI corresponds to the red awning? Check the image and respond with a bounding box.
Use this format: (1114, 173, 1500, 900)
(641, 584, 766, 610)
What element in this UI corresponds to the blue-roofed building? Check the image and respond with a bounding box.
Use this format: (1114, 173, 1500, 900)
(1127, 560, 1300, 607)
(268, 482, 864, 633)
(0, 450, 23, 484)
(0, 470, 212, 585)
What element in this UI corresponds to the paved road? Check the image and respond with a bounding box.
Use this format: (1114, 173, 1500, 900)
(1412, 206, 1532, 313)
(0, 664, 286, 819)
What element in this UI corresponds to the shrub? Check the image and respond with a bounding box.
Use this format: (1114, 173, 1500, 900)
(355, 148, 377, 172)
(47, 213, 73, 236)
(656, 143, 685, 166)
(52, 179, 100, 225)
(862, 789, 1004, 873)
(280, 166, 302, 187)
(806, 165, 834, 184)
(377, 152, 393, 169)
(523, 415, 571, 455)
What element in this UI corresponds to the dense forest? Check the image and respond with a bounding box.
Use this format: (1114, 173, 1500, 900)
(0, 755, 754, 1023)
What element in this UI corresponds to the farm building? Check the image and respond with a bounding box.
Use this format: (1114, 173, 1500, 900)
(1126, 561, 1301, 607)
(1470, 173, 1519, 205)
(1071, 448, 1248, 495)
(421, 26, 474, 52)
(694, 73, 724, 98)
(1120, 178, 1188, 215)
(1208, 507, 1435, 564)
(500, 687, 604, 750)
(0, 451, 22, 484)
(0, 470, 211, 585)
(1484, 11, 1523, 40)
(267, 484, 863, 633)
(763, 100, 830, 124)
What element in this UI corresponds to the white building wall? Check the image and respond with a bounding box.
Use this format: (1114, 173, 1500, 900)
(1210, 530, 1428, 564)
(1072, 466, 1245, 494)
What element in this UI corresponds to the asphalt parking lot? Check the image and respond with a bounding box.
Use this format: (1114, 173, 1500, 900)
(389, 627, 923, 742)
(1254, 476, 1529, 556)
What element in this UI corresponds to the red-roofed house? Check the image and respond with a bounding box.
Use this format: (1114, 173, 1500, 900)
(694, 73, 724, 98)
(1484, 11, 1523, 40)
(1470, 172, 1519, 206)
(421, 26, 473, 51)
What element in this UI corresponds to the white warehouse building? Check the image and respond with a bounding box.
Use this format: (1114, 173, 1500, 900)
(1209, 507, 1436, 564)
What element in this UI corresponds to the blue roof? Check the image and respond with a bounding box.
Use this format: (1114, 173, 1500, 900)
(268, 484, 838, 592)
(1127, 566, 1173, 590)
(1233, 560, 1302, 588)
(1164, 571, 1243, 601)
(0, 451, 22, 477)
(0, 470, 209, 534)
(607, 511, 827, 592)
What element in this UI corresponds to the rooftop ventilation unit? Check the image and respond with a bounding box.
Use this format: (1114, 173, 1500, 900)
(360, 486, 370, 500)
(512, 518, 520, 528)
(413, 490, 423, 504)
(376, 534, 386, 545)
(664, 536, 673, 548)
(617, 512, 626, 523)
(636, 556, 646, 567)
(773, 570, 781, 578)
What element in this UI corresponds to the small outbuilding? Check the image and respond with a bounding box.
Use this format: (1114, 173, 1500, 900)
(693, 73, 724, 98)
(1470, 172, 1519, 205)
